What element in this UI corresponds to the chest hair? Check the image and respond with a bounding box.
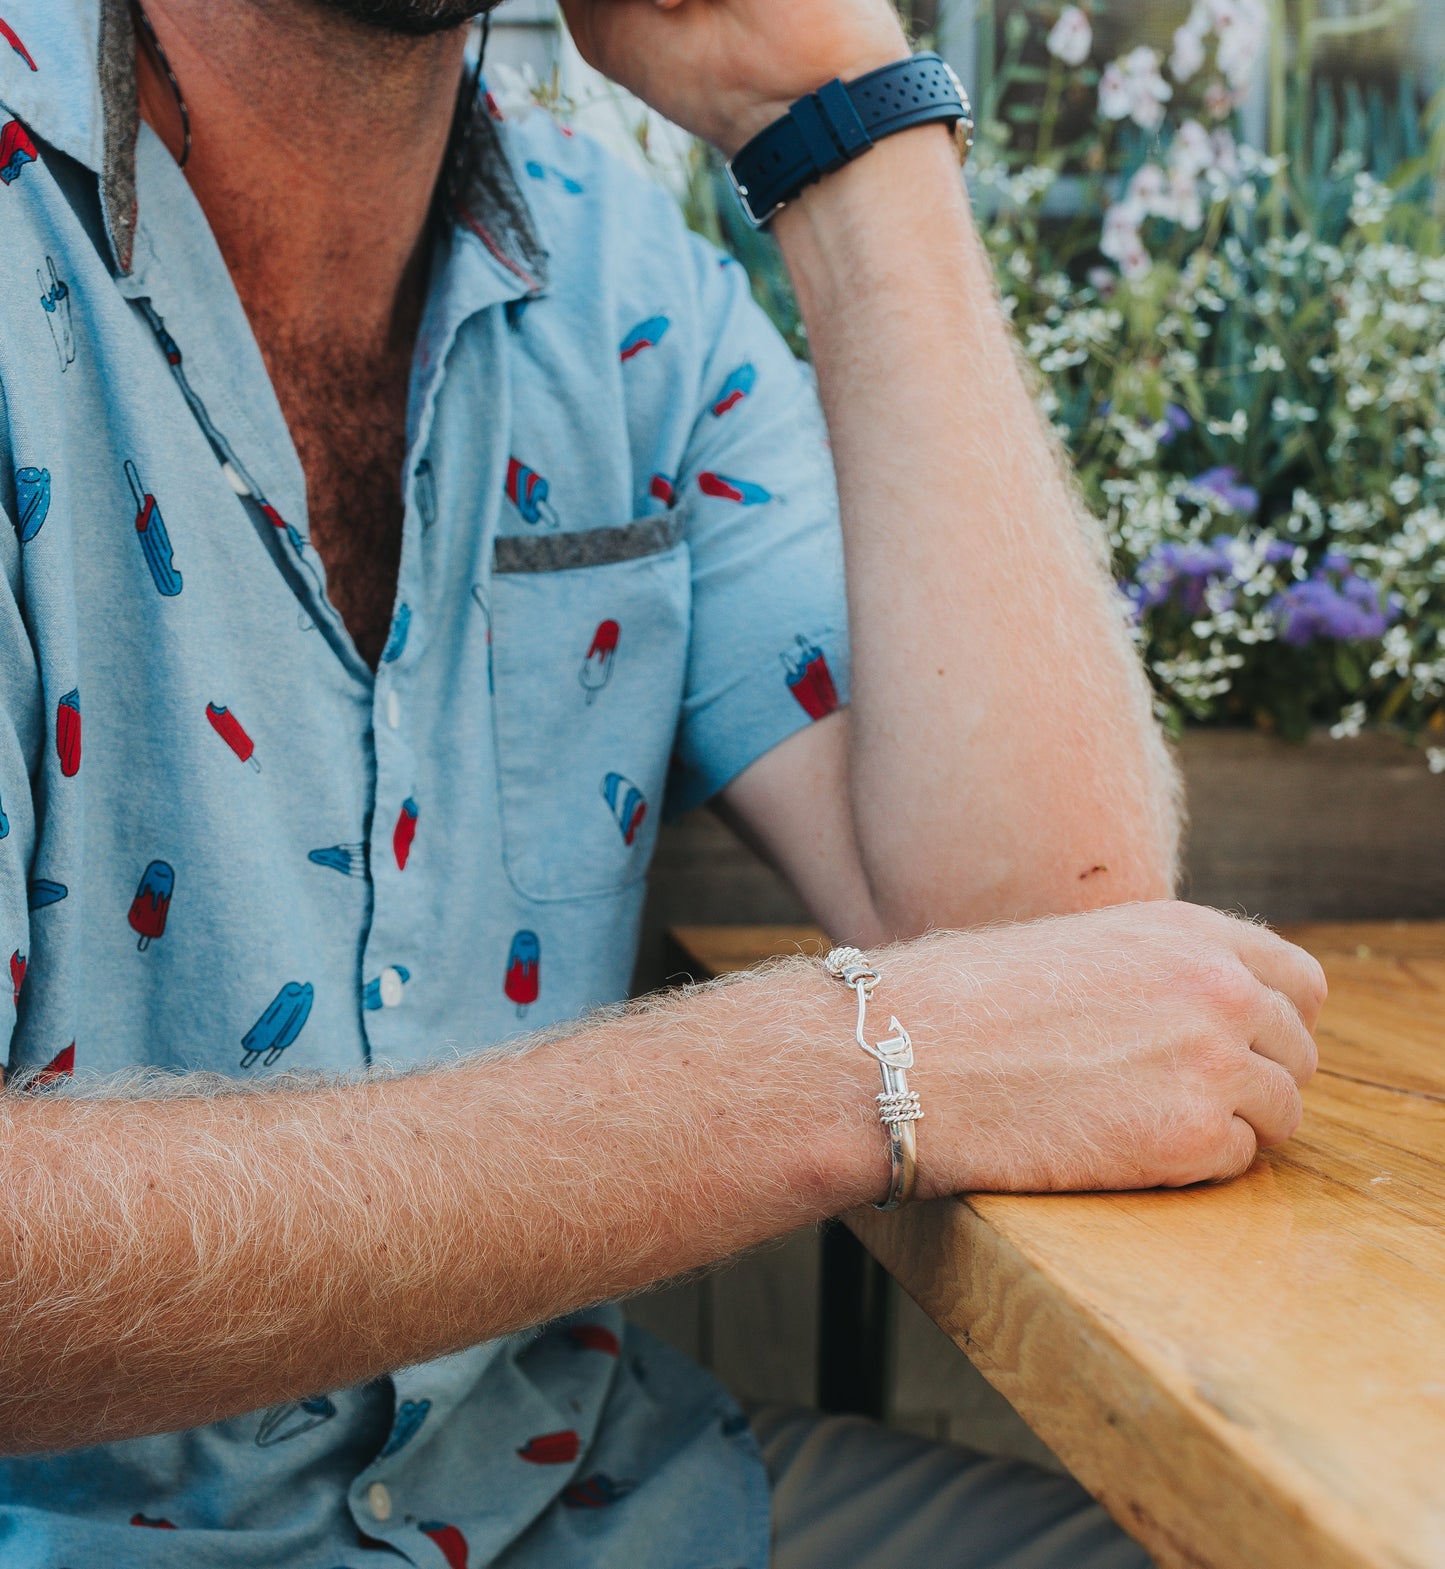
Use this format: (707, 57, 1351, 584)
(255, 324, 414, 670)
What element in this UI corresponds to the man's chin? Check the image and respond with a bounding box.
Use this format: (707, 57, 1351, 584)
(316, 0, 499, 37)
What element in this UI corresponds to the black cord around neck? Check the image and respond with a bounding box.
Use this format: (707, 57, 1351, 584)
(133, 0, 192, 169)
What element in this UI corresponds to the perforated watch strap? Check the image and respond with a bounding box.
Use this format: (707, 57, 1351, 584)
(726, 53, 971, 227)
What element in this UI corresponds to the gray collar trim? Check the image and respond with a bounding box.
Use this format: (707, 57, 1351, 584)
(98, 0, 139, 274)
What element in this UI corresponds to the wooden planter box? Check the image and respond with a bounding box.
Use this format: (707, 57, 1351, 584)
(1178, 728, 1445, 922)
(640, 728, 1445, 985)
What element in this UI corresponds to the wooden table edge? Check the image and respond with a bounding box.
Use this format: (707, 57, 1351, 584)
(849, 1196, 1407, 1569)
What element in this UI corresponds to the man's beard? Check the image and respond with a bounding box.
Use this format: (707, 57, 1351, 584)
(318, 0, 503, 36)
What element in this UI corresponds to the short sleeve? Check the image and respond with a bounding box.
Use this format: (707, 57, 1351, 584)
(667, 239, 850, 816)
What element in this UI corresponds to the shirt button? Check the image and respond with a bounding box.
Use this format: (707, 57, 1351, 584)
(379, 967, 405, 1009)
(386, 690, 401, 730)
(367, 1482, 392, 1522)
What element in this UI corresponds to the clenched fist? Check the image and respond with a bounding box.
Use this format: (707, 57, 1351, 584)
(558, 0, 911, 152)
(885, 902, 1324, 1197)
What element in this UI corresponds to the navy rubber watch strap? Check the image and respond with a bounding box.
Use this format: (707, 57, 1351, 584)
(727, 53, 970, 227)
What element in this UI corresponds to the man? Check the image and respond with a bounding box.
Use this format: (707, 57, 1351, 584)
(0, 0, 1322, 1564)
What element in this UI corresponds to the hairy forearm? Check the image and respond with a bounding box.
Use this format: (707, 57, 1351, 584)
(773, 128, 1180, 932)
(0, 963, 882, 1455)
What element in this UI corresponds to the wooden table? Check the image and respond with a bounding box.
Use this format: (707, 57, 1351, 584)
(667, 923, 1445, 1569)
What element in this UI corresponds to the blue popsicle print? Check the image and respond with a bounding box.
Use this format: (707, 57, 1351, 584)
(381, 603, 411, 664)
(362, 965, 410, 1011)
(0, 791, 7, 838)
(525, 159, 585, 195)
(14, 466, 49, 544)
(255, 1395, 337, 1447)
(308, 844, 367, 878)
(125, 459, 182, 596)
(378, 1397, 431, 1458)
(27, 878, 67, 910)
(240, 981, 314, 1069)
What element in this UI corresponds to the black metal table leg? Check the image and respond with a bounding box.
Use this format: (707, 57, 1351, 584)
(817, 1221, 892, 1418)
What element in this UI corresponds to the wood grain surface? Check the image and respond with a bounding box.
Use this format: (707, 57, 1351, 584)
(670, 921, 1445, 1569)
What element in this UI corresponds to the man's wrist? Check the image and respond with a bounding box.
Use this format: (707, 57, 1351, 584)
(715, 34, 910, 155)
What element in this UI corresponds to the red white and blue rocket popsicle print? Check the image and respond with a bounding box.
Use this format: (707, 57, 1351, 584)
(579, 619, 620, 704)
(240, 981, 314, 1069)
(698, 472, 772, 507)
(0, 18, 36, 70)
(505, 929, 539, 1017)
(125, 459, 183, 596)
(10, 949, 25, 1010)
(601, 772, 647, 847)
(0, 118, 36, 185)
(710, 363, 756, 417)
(206, 702, 260, 770)
(505, 457, 559, 528)
(783, 635, 840, 721)
(393, 798, 418, 871)
(54, 689, 80, 778)
(619, 315, 669, 362)
(128, 860, 174, 951)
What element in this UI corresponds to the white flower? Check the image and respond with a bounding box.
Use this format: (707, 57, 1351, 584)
(1428, 748, 1445, 775)
(1126, 162, 1174, 218)
(1329, 702, 1367, 740)
(1171, 22, 1207, 82)
(1171, 119, 1214, 178)
(1208, 0, 1268, 91)
(1099, 47, 1172, 131)
(1101, 202, 1152, 279)
(1204, 80, 1237, 119)
(1047, 5, 1093, 67)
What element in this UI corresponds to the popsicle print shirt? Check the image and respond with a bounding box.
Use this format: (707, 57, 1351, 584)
(0, 1, 851, 1564)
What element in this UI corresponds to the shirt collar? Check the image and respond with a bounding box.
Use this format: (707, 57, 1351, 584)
(0, 0, 548, 288)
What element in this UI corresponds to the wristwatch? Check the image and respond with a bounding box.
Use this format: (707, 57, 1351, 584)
(725, 52, 974, 229)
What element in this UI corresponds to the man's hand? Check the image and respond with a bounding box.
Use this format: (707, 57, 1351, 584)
(558, 0, 909, 152)
(897, 902, 1325, 1198)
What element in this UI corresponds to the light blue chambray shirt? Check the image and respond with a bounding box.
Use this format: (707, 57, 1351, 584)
(0, 1, 852, 1563)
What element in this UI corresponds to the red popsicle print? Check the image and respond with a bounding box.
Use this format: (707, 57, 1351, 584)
(517, 1429, 580, 1464)
(9, 949, 25, 1009)
(568, 1323, 621, 1356)
(206, 702, 260, 771)
(783, 637, 840, 721)
(55, 688, 80, 778)
(0, 18, 37, 71)
(393, 797, 418, 870)
(33, 1041, 74, 1087)
(130, 1514, 177, 1529)
(504, 930, 540, 1016)
(579, 619, 620, 704)
(128, 860, 174, 951)
(419, 1522, 469, 1569)
(649, 473, 675, 506)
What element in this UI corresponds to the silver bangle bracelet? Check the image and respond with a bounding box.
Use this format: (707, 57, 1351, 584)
(823, 947, 923, 1211)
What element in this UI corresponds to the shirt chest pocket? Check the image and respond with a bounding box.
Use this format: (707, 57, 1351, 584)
(489, 517, 690, 903)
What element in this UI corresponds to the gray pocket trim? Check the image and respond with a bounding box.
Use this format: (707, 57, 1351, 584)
(493, 514, 683, 574)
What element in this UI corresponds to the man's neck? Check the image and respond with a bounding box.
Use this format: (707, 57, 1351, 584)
(135, 0, 470, 351)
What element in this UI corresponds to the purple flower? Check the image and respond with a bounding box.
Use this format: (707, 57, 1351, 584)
(1129, 535, 1237, 615)
(1188, 466, 1260, 516)
(1160, 403, 1193, 444)
(1270, 568, 1397, 647)
(1264, 540, 1298, 564)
